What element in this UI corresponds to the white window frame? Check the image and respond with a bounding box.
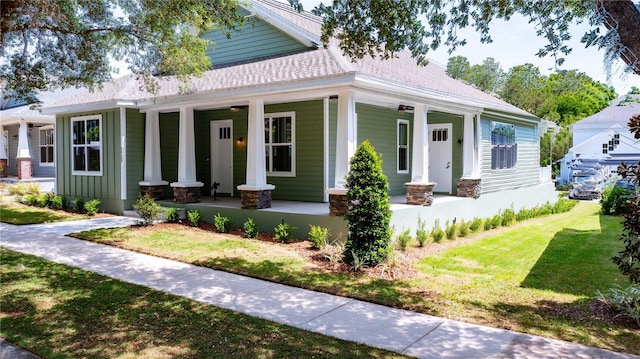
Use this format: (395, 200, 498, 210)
(71, 114, 103, 176)
(397, 119, 409, 173)
(39, 125, 55, 166)
(265, 111, 295, 177)
(3, 130, 8, 167)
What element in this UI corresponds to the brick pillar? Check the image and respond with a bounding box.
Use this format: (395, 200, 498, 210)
(240, 189, 272, 209)
(0, 159, 7, 178)
(17, 158, 32, 180)
(173, 186, 202, 204)
(328, 193, 348, 216)
(140, 184, 168, 200)
(405, 183, 435, 206)
(456, 178, 482, 198)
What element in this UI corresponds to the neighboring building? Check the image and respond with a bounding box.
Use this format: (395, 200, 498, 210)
(559, 94, 640, 184)
(41, 0, 556, 234)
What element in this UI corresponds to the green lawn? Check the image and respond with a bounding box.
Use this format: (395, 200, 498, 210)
(0, 249, 404, 359)
(0, 202, 87, 224)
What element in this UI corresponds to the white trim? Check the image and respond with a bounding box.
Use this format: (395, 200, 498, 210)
(237, 184, 275, 191)
(397, 119, 410, 174)
(71, 114, 103, 176)
(245, 1, 320, 47)
(38, 125, 55, 167)
(265, 111, 296, 177)
(120, 107, 127, 200)
(323, 97, 330, 202)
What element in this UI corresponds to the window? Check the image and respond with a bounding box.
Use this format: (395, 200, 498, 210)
(397, 120, 409, 173)
(71, 115, 102, 175)
(264, 112, 295, 176)
(491, 122, 517, 169)
(39, 126, 55, 166)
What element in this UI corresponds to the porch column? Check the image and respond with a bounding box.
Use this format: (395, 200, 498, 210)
(405, 103, 435, 206)
(327, 89, 356, 216)
(16, 120, 32, 180)
(457, 113, 482, 198)
(170, 106, 204, 203)
(0, 123, 7, 177)
(237, 98, 275, 209)
(139, 110, 168, 199)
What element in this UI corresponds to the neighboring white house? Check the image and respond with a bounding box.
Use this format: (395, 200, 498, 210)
(559, 94, 640, 184)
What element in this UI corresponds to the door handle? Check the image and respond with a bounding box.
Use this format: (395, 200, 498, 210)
(446, 161, 451, 169)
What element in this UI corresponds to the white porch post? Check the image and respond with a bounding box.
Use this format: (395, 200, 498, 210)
(327, 89, 356, 216)
(474, 112, 482, 177)
(405, 104, 435, 205)
(139, 110, 168, 198)
(410, 103, 429, 183)
(0, 123, 7, 177)
(462, 113, 475, 178)
(16, 120, 32, 179)
(237, 99, 274, 209)
(170, 106, 203, 202)
(333, 89, 357, 189)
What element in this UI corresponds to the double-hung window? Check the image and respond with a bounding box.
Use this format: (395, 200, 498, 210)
(39, 126, 55, 166)
(264, 112, 295, 176)
(71, 115, 102, 175)
(491, 122, 517, 169)
(397, 120, 409, 173)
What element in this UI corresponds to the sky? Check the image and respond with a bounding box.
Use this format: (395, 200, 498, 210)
(297, 0, 637, 95)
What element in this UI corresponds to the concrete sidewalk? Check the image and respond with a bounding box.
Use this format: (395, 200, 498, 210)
(0, 218, 637, 359)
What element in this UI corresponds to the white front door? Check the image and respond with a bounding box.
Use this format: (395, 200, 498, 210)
(210, 120, 233, 195)
(428, 123, 453, 193)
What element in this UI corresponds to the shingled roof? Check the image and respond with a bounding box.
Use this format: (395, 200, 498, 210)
(43, 0, 534, 118)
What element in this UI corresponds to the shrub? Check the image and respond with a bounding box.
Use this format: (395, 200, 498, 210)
(133, 193, 162, 225)
(84, 199, 101, 216)
(445, 220, 458, 240)
(516, 208, 532, 221)
(274, 222, 296, 243)
(431, 219, 445, 243)
(48, 194, 65, 210)
(601, 185, 632, 215)
(71, 197, 85, 213)
(308, 225, 329, 249)
(489, 214, 502, 229)
(501, 208, 516, 226)
(415, 217, 430, 247)
(7, 182, 40, 196)
(243, 218, 258, 238)
(164, 207, 180, 223)
(187, 210, 201, 227)
(458, 219, 470, 237)
(596, 284, 640, 327)
(213, 213, 232, 233)
(21, 194, 38, 206)
(554, 198, 578, 213)
(343, 140, 392, 266)
(469, 217, 483, 232)
(35, 193, 49, 207)
(394, 228, 412, 251)
(322, 240, 344, 266)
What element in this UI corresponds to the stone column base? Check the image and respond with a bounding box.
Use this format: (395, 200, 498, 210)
(17, 158, 32, 180)
(405, 183, 436, 206)
(0, 159, 7, 178)
(173, 187, 202, 204)
(240, 190, 272, 209)
(140, 185, 168, 200)
(328, 193, 348, 216)
(457, 178, 482, 198)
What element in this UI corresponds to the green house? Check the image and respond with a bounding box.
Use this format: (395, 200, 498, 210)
(42, 0, 556, 236)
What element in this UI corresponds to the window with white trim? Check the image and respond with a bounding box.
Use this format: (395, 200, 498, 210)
(264, 112, 295, 176)
(71, 115, 102, 175)
(39, 126, 55, 166)
(397, 120, 409, 173)
(491, 122, 517, 169)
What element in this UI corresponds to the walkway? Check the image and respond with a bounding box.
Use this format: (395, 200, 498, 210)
(0, 218, 637, 359)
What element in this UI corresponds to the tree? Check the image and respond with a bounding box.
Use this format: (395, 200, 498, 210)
(307, 0, 640, 75)
(445, 55, 470, 81)
(343, 140, 392, 267)
(0, 0, 244, 100)
(540, 128, 572, 171)
(500, 64, 545, 115)
(466, 57, 505, 94)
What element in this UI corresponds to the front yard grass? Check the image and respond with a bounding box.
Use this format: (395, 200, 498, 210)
(73, 201, 639, 355)
(0, 201, 87, 224)
(0, 249, 404, 358)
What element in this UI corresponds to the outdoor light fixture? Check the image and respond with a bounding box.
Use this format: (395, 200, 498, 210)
(236, 137, 245, 146)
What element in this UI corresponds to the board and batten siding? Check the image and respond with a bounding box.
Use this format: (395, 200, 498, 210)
(202, 11, 311, 67)
(356, 103, 412, 196)
(55, 109, 123, 214)
(480, 116, 541, 194)
(125, 108, 145, 209)
(428, 112, 464, 195)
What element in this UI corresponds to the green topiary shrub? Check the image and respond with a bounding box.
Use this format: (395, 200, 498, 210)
(415, 217, 430, 246)
(458, 219, 470, 237)
(213, 213, 232, 233)
(84, 199, 101, 216)
(469, 217, 483, 232)
(133, 193, 162, 225)
(308, 225, 329, 249)
(394, 228, 412, 251)
(187, 210, 201, 227)
(343, 140, 392, 266)
(274, 222, 296, 243)
(431, 219, 445, 243)
(164, 207, 180, 223)
(243, 218, 258, 238)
